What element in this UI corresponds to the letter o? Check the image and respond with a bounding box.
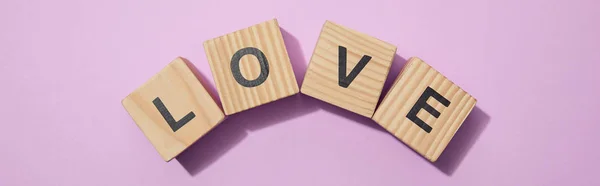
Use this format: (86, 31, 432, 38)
(230, 47, 270, 87)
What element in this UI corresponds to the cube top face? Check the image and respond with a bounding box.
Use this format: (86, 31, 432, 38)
(301, 21, 397, 117)
(204, 19, 299, 115)
(122, 58, 225, 161)
(372, 57, 477, 162)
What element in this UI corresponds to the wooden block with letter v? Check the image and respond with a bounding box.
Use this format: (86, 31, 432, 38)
(203, 19, 299, 115)
(121, 57, 225, 161)
(372, 57, 477, 162)
(301, 20, 396, 117)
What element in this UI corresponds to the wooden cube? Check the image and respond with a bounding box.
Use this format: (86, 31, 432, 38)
(122, 57, 225, 161)
(301, 21, 396, 117)
(203, 19, 299, 115)
(372, 57, 477, 162)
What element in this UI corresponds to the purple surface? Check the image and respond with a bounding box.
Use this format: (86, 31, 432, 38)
(1, 0, 599, 185)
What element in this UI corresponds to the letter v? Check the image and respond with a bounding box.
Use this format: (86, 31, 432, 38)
(338, 46, 372, 88)
(152, 97, 196, 132)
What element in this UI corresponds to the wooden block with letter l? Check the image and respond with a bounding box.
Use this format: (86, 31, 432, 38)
(203, 19, 299, 115)
(121, 57, 225, 161)
(372, 57, 477, 162)
(301, 20, 396, 117)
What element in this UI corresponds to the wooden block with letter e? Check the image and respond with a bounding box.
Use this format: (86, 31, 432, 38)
(301, 20, 396, 117)
(372, 57, 477, 162)
(121, 57, 225, 161)
(203, 19, 299, 115)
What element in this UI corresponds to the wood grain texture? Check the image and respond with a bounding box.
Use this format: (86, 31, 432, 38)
(122, 57, 225, 161)
(301, 20, 396, 117)
(204, 19, 299, 115)
(372, 57, 477, 162)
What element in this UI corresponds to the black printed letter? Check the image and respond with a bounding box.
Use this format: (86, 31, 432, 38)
(231, 47, 269, 87)
(338, 46, 372, 88)
(153, 97, 195, 132)
(406, 87, 451, 133)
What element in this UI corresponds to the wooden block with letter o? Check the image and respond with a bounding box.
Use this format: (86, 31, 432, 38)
(203, 19, 299, 115)
(301, 20, 396, 117)
(372, 57, 477, 162)
(122, 57, 225, 161)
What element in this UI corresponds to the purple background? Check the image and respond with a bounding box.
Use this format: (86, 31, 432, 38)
(1, 0, 599, 185)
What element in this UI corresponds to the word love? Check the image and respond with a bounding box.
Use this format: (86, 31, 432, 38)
(122, 19, 477, 162)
